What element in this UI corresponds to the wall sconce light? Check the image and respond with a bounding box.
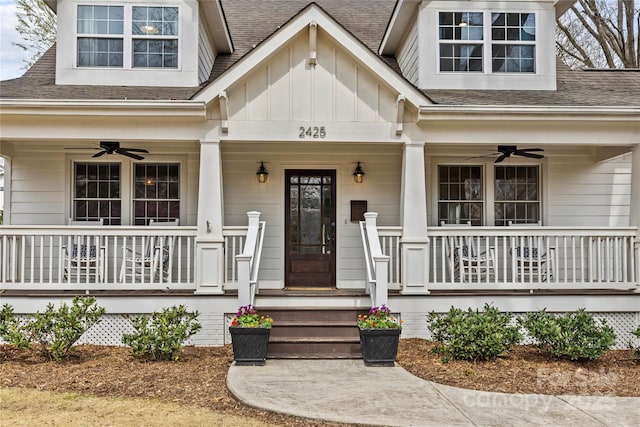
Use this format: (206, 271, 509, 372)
(353, 161, 365, 184)
(256, 161, 269, 183)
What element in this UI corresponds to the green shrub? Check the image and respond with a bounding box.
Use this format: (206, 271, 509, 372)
(0, 304, 30, 349)
(122, 305, 202, 361)
(631, 324, 640, 360)
(27, 296, 106, 361)
(519, 309, 615, 361)
(427, 303, 522, 362)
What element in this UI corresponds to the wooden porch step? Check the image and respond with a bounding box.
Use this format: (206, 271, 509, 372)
(259, 308, 367, 359)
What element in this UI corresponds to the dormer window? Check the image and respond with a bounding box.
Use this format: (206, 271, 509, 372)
(132, 7, 179, 68)
(76, 4, 179, 69)
(77, 5, 124, 67)
(438, 11, 536, 74)
(438, 12, 483, 72)
(491, 13, 535, 73)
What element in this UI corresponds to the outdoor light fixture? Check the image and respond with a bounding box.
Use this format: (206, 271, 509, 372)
(353, 161, 365, 184)
(256, 161, 269, 183)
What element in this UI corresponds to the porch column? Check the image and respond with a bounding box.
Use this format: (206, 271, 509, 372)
(195, 139, 225, 294)
(631, 145, 640, 291)
(400, 138, 430, 294)
(630, 144, 640, 230)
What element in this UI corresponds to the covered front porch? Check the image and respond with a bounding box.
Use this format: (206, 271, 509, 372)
(1, 213, 638, 297)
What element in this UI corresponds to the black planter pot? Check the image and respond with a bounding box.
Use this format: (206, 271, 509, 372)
(359, 328, 401, 366)
(229, 327, 271, 366)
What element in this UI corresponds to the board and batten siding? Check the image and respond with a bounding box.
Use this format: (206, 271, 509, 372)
(6, 142, 200, 226)
(396, 19, 419, 86)
(221, 143, 402, 289)
(547, 153, 632, 226)
(226, 30, 398, 123)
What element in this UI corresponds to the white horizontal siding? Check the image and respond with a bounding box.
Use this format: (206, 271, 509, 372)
(198, 18, 216, 85)
(221, 143, 402, 287)
(547, 153, 632, 226)
(7, 142, 199, 226)
(227, 29, 398, 123)
(396, 19, 419, 86)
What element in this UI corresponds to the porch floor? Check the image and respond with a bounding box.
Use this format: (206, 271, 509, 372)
(0, 288, 635, 298)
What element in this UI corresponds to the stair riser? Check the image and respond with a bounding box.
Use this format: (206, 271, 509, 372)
(268, 342, 361, 357)
(270, 326, 359, 339)
(261, 310, 365, 323)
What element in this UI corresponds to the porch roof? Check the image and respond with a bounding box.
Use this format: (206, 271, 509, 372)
(1, 0, 639, 108)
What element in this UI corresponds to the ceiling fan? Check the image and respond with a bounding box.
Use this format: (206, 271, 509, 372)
(494, 145, 544, 163)
(67, 141, 149, 160)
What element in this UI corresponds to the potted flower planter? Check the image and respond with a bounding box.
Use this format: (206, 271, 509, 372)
(229, 326, 271, 366)
(357, 305, 402, 367)
(359, 327, 401, 366)
(229, 305, 274, 366)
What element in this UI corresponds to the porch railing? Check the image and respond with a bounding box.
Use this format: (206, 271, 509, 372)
(0, 225, 197, 290)
(236, 212, 266, 307)
(427, 226, 639, 291)
(359, 213, 389, 307)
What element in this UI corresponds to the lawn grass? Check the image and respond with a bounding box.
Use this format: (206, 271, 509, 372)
(0, 387, 276, 427)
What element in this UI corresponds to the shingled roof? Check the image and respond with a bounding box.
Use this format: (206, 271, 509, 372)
(1, 0, 639, 107)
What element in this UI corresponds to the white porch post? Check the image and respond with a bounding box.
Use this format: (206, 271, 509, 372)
(400, 138, 430, 294)
(630, 145, 640, 230)
(195, 139, 225, 294)
(630, 145, 640, 291)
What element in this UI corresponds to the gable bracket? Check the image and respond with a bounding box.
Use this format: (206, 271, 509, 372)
(396, 95, 406, 136)
(309, 21, 317, 65)
(219, 91, 229, 133)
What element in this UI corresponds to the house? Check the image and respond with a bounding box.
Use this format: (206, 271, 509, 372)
(0, 0, 638, 353)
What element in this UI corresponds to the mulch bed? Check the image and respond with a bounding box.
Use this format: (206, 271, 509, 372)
(1, 339, 638, 426)
(397, 339, 640, 397)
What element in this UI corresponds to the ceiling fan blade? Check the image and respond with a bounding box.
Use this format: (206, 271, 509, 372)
(466, 153, 500, 160)
(517, 148, 544, 153)
(516, 152, 544, 159)
(116, 148, 144, 160)
(121, 148, 149, 153)
(494, 153, 508, 163)
(92, 151, 107, 158)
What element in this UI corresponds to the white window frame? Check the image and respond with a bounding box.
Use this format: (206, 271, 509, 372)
(75, 3, 181, 70)
(76, 4, 125, 68)
(436, 10, 537, 75)
(67, 154, 187, 225)
(430, 157, 546, 226)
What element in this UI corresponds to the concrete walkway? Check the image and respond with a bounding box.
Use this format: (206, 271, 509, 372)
(227, 359, 640, 427)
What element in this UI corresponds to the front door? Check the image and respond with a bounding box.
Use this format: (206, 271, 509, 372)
(285, 170, 336, 287)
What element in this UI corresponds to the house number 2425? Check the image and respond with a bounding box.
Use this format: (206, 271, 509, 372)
(299, 126, 326, 139)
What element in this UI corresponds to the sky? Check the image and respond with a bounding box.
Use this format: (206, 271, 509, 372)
(0, 0, 30, 81)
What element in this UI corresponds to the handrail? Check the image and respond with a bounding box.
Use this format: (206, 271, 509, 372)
(359, 212, 389, 307)
(236, 212, 266, 307)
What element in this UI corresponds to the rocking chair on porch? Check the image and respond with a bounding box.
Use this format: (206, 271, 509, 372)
(442, 222, 497, 282)
(62, 218, 105, 282)
(119, 219, 179, 283)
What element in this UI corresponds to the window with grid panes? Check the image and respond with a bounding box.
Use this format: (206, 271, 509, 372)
(491, 12, 535, 72)
(132, 6, 178, 68)
(133, 163, 179, 225)
(438, 12, 484, 72)
(76, 5, 124, 67)
(494, 165, 540, 225)
(438, 165, 483, 225)
(73, 163, 121, 225)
